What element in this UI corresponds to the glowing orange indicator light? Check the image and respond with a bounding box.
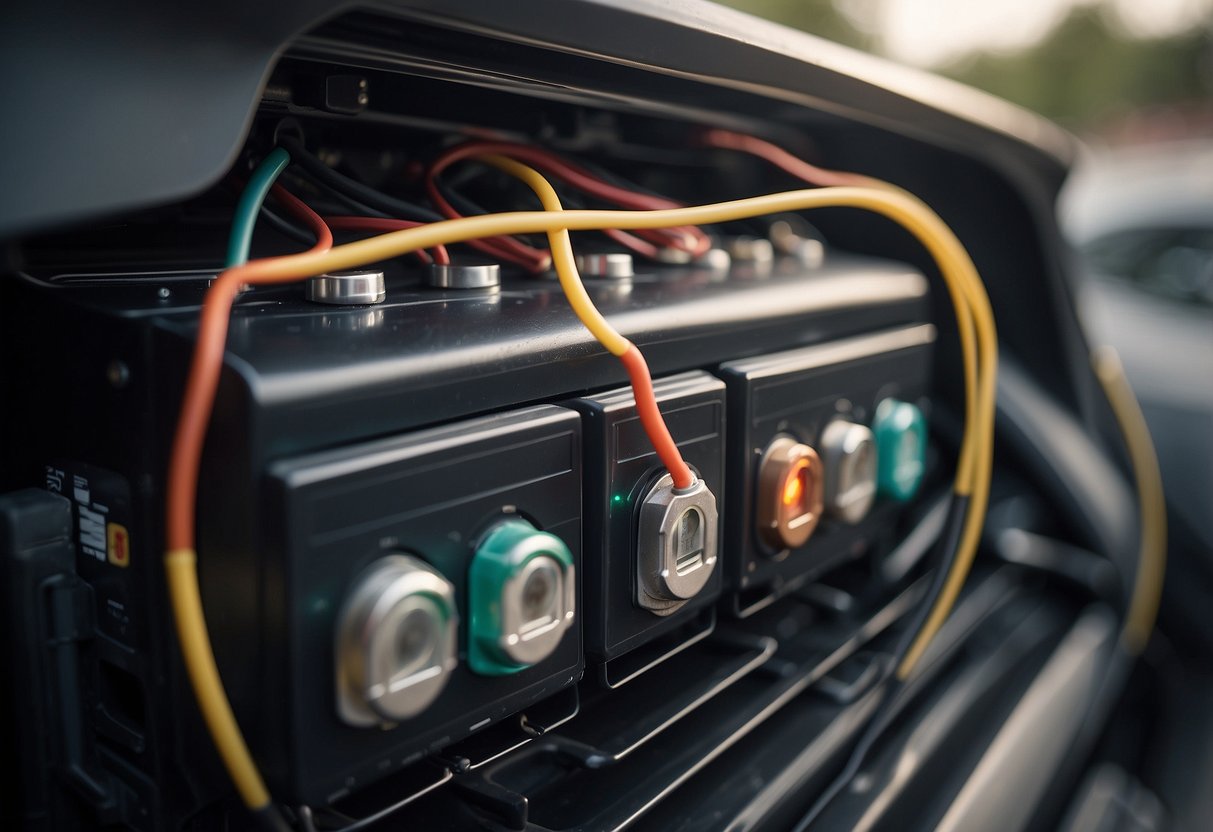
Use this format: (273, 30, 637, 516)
(782, 460, 809, 507)
(757, 437, 825, 553)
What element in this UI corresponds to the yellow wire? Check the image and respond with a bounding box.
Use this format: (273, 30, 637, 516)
(226, 188, 990, 499)
(165, 548, 271, 809)
(477, 154, 631, 356)
(1092, 347, 1167, 654)
(172, 179, 999, 807)
(480, 155, 999, 673)
(891, 192, 997, 678)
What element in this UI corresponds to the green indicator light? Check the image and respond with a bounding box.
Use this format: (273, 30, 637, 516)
(873, 398, 927, 502)
(468, 518, 575, 676)
(613, 494, 623, 504)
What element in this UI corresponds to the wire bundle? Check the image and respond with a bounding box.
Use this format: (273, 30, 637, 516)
(692, 130, 994, 689)
(324, 216, 450, 265)
(159, 131, 1171, 832)
(709, 131, 1161, 828)
(427, 140, 712, 270)
(698, 130, 999, 829)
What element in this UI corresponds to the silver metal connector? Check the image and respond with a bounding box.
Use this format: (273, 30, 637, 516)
(428, 263, 501, 290)
(306, 270, 386, 305)
(335, 555, 458, 727)
(821, 420, 878, 524)
(575, 252, 634, 279)
(636, 473, 719, 616)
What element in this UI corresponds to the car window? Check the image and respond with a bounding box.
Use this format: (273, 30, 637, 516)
(1083, 227, 1213, 306)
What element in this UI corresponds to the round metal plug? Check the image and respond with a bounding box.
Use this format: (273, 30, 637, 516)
(636, 473, 719, 616)
(821, 420, 878, 524)
(335, 554, 458, 727)
(757, 436, 825, 554)
(468, 518, 575, 675)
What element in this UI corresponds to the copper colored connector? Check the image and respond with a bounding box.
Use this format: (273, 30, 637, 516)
(757, 437, 825, 553)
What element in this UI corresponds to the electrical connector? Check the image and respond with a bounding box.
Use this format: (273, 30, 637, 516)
(821, 420, 878, 524)
(468, 518, 575, 675)
(757, 436, 825, 554)
(335, 555, 458, 727)
(873, 398, 927, 501)
(636, 473, 719, 616)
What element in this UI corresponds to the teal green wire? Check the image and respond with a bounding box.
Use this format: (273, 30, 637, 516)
(225, 148, 291, 268)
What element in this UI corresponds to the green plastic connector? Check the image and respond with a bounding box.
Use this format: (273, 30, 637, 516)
(874, 398, 927, 501)
(468, 518, 575, 675)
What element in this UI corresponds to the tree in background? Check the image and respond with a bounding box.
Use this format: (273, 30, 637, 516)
(715, 0, 876, 51)
(717, 0, 1212, 138)
(940, 3, 1211, 134)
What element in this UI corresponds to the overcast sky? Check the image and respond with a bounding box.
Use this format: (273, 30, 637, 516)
(868, 0, 1213, 65)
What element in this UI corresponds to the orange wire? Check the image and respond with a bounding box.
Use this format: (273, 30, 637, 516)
(167, 195, 333, 550)
(168, 190, 705, 548)
(619, 345, 695, 489)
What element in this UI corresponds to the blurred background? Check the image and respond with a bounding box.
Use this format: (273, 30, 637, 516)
(720, 0, 1213, 555)
(717, 0, 1211, 142)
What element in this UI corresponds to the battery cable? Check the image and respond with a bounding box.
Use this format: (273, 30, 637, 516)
(170, 154, 998, 823)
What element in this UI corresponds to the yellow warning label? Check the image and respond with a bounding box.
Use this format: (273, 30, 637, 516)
(107, 522, 131, 567)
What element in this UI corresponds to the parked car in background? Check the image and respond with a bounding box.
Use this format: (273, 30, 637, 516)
(1061, 141, 1213, 552)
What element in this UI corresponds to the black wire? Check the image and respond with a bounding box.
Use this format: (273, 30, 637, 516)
(434, 165, 558, 250)
(253, 804, 294, 832)
(277, 138, 443, 223)
(992, 528, 1121, 607)
(568, 155, 679, 201)
(258, 204, 314, 246)
(282, 170, 391, 221)
(791, 493, 971, 831)
(886, 494, 971, 667)
(436, 176, 496, 220)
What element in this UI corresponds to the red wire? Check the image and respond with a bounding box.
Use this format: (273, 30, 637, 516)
(426, 140, 713, 264)
(269, 185, 335, 240)
(699, 129, 869, 188)
(424, 163, 550, 272)
(479, 144, 710, 256)
(325, 216, 451, 265)
(631, 227, 712, 257)
(604, 229, 659, 259)
(619, 345, 695, 490)
(469, 236, 549, 271)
